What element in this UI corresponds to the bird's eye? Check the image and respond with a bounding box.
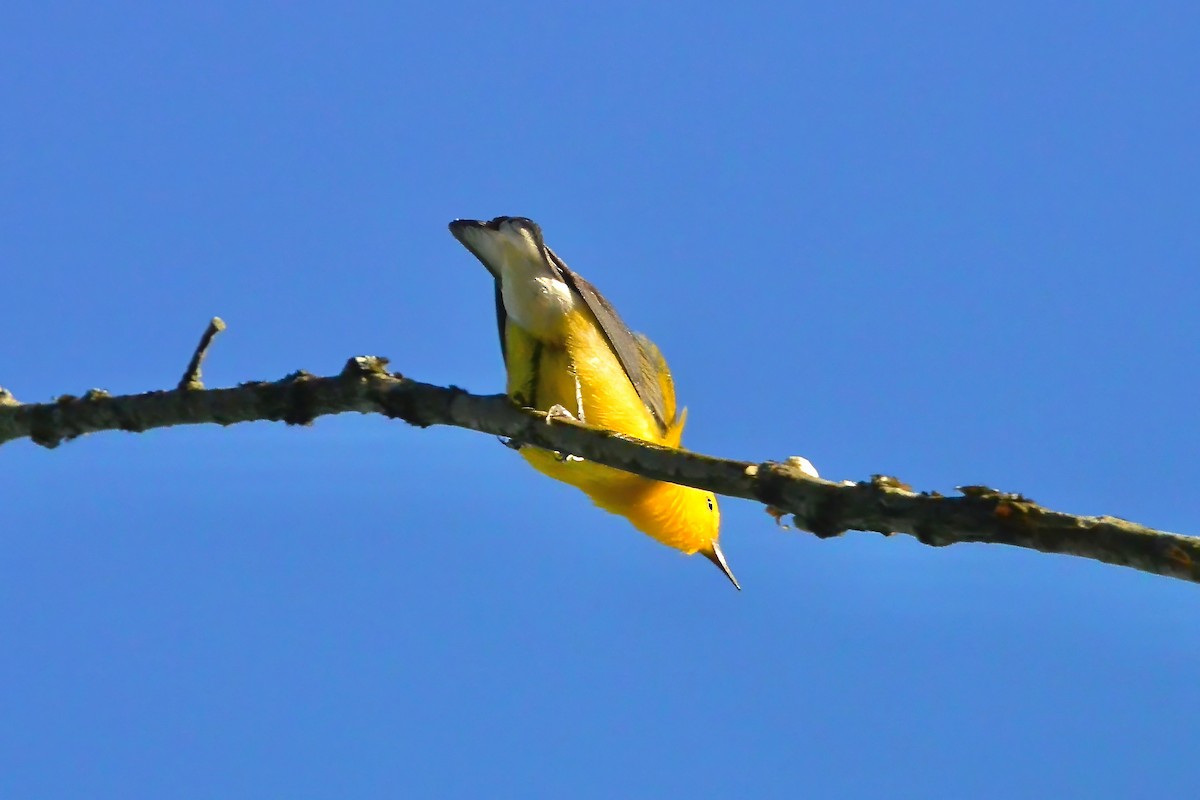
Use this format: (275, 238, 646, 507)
(706, 497, 714, 511)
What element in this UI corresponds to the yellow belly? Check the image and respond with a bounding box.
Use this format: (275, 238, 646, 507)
(502, 309, 716, 555)
(507, 310, 663, 439)
(507, 308, 659, 489)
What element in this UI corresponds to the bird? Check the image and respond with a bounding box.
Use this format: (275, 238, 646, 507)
(449, 216, 739, 589)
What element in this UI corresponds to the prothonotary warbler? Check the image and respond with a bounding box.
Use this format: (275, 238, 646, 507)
(449, 216, 739, 589)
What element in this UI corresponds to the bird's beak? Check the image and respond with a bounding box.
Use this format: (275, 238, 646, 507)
(449, 218, 502, 276)
(448, 218, 486, 239)
(701, 542, 741, 591)
(449, 217, 551, 279)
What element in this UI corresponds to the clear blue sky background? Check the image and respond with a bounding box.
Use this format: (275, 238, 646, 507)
(2, 3, 1198, 797)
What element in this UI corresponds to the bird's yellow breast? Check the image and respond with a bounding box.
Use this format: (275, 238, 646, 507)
(507, 306, 664, 443)
(503, 308, 716, 555)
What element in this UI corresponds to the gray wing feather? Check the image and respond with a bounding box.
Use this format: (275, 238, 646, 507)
(545, 247, 670, 435)
(494, 281, 508, 362)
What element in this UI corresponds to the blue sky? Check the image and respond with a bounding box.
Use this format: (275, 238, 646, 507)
(2, 2, 1198, 797)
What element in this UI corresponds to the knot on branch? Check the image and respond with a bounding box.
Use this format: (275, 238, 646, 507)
(341, 356, 392, 379)
(750, 459, 849, 538)
(27, 391, 119, 448)
(282, 371, 319, 426)
(28, 403, 63, 448)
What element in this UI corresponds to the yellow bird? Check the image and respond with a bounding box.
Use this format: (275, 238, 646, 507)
(449, 216, 738, 589)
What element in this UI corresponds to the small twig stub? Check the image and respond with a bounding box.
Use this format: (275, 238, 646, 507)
(178, 317, 227, 391)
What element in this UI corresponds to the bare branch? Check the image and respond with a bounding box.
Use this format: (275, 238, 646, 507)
(178, 317, 227, 390)
(0, 353, 1194, 585)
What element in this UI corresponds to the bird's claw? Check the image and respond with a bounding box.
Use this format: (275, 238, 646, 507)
(545, 404, 578, 424)
(545, 405, 583, 461)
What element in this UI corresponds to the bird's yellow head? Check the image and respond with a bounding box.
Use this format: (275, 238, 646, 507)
(589, 478, 736, 589)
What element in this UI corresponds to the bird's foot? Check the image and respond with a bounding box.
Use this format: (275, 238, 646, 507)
(544, 405, 585, 462)
(544, 404, 578, 424)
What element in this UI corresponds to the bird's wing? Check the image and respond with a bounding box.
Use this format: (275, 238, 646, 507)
(633, 332, 679, 424)
(546, 247, 670, 436)
(493, 281, 508, 363)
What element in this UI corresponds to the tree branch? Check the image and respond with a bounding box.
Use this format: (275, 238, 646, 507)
(1, 351, 1194, 586)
